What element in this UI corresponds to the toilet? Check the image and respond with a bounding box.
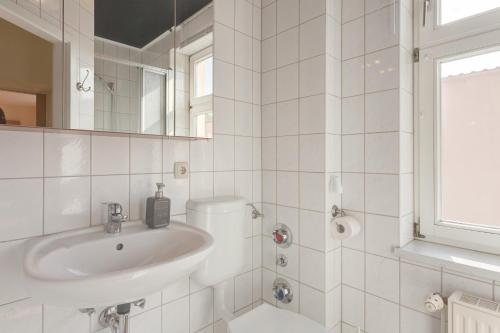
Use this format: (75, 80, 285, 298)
(187, 197, 327, 333)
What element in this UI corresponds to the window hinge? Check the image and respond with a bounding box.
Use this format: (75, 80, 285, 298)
(413, 48, 420, 63)
(414, 220, 426, 239)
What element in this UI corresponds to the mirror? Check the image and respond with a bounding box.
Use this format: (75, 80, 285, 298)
(0, 0, 213, 138)
(0, 5, 64, 128)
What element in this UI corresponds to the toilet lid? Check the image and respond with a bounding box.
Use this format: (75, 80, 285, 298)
(228, 303, 327, 333)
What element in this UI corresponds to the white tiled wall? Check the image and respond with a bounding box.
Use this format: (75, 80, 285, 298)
(339, 2, 500, 333)
(260, 0, 342, 330)
(0, 1, 262, 333)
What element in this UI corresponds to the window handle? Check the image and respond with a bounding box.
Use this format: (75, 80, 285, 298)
(423, 0, 431, 27)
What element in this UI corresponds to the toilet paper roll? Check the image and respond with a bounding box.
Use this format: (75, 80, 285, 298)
(331, 215, 360, 240)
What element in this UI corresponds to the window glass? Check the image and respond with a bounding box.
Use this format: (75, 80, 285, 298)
(440, 0, 500, 25)
(439, 49, 500, 228)
(194, 56, 213, 98)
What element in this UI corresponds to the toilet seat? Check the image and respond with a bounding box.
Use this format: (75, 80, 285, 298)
(228, 303, 326, 333)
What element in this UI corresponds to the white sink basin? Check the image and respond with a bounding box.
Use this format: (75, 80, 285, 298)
(23, 221, 213, 307)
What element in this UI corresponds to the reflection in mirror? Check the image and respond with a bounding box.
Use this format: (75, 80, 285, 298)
(175, 1, 213, 138)
(0, 13, 63, 128)
(92, 0, 175, 135)
(0, 0, 213, 138)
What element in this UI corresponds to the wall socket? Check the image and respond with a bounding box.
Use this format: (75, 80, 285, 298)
(174, 162, 189, 178)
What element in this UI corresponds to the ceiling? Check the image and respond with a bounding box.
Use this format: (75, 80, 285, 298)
(95, 0, 212, 49)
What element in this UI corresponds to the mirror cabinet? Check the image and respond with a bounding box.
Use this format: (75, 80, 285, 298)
(0, 0, 213, 138)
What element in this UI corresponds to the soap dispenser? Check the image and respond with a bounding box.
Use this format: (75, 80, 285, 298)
(146, 183, 171, 228)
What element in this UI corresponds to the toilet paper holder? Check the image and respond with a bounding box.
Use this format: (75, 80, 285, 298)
(331, 205, 345, 219)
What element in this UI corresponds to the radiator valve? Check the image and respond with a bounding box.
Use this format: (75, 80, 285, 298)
(425, 293, 445, 312)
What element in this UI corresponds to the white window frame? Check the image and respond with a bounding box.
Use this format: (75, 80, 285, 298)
(417, 0, 500, 254)
(189, 46, 213, 137)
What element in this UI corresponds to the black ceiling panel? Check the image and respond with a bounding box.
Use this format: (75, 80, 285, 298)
(95, 0, 211, 49)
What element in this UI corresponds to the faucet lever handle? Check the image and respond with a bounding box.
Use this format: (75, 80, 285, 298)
(108, 203, 123, 216)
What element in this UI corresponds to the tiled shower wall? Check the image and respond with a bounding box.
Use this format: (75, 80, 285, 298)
(260, 0, 342, 330)
(0, 1, 262, 333)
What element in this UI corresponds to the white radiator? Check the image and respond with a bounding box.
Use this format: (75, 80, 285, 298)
(448, 291, 500, 333)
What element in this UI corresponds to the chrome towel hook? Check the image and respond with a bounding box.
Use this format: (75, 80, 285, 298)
(76, 69, 92, 92)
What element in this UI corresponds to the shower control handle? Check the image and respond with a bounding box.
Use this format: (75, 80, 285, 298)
(272, 224, 292, 248)
(273, 278, 293, 304)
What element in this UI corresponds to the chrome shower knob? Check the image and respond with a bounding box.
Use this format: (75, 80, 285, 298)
(272, 223, 292, 248)
(273, 278, 293, 304)
(276, 253, 288, 267)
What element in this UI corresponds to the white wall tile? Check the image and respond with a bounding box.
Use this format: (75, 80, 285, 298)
(365, 132, 399, 174)
(365, 89, 399, 133)
(215, 23, 235, 63)
(342, 56, 364, 97)
(342, 285, 364, 329)
(235, 0, 253, 35)
(262, 2, 277, 39)
(0, 301, 42, 333)
(130, 137, 162, 174)
(300, 247, 326, 290)
(277, 63, 299, 102)
(443, 272, 493, 300)
(365, 47, 399, 93)
(276, 100, 299, 136)
(277, 136, 299, 171)
(214, 0, 234, 27)
(342, 0, 364, 23)
(300, 15, 326, 60)
(400, 307, 441, 333)
(163, 139, 189, 174)
(44, 176, 91, 234)
(300, 55, 326, 97)
(300, 283, 325, 324)
(0, 130, 43, 179)
(299, 172, 325, 212)
(214, 60, 235, 99)
(365, 294, 399, 333)
(341, 173, 364, 212)
(342, 135, 364, 173)
(342, 17, 364, 60)
(262, 37, 277, 72)
(365, 174, 399, 216)
(300, 134, 325, 172)
(400, 262, 441, 316)
(44, 132, 90, 177)
(276, 171, 299, 207)
(163, 296, 189, 333)
(365, 4, 398, 53)
(91, 135, 129, 175)
(0, 178, 43, 241)
(299, 0, 326, 23)
(277, 28, 299, 67)
(342, 248, 365, 289)
(299, 95, 326, 134)
(190, 288, 214, 332)
(366, 254, 399, 302)
(277, 0, 299, 32)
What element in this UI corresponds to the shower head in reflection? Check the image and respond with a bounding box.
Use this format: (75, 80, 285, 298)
(95, 74, 115, 95)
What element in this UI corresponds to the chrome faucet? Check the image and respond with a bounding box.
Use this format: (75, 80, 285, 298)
(106, 203, 127, 234)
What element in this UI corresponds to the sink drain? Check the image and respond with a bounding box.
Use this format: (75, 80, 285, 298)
(116, 243, 124, 251)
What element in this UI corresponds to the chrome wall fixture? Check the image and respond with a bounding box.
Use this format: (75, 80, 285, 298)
(247, 203, 264, 219)
(272, 223, 292, 248)
(273, 278, 293, 304)
(276, 253, 288, 267)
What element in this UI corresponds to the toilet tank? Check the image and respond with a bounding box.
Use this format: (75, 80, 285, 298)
(187, 196, 247, 286)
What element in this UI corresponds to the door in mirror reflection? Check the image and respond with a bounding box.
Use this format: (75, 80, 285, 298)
(0, 16, 63, 128)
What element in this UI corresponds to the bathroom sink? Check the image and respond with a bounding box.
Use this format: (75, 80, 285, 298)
(23, 221, 213, 307)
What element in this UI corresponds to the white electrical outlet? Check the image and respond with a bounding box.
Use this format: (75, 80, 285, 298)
(174, 162, 189, 178)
